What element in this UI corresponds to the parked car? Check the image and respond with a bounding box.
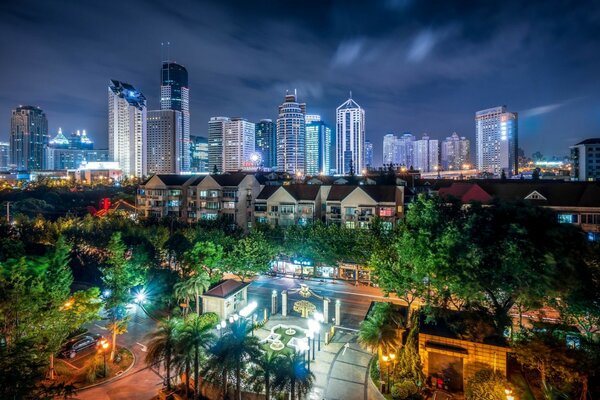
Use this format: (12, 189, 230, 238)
(60, 333, 102, 359)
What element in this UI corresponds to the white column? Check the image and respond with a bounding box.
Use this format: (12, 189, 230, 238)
(335, 299, 341, 326)
(323, 298, 330, 323)
(271, 290, 278, 316)
(282, 291, 288, 317)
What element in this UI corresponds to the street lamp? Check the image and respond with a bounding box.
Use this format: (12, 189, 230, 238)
(389, 352, 396, 388)
(98, 339, 110, 378)
(505, 388, 515, 400)
(382, 355, 390, 393)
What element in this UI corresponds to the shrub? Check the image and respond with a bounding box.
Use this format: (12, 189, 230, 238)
(391, 379, 422, 400)
(465, 368, 509, 400)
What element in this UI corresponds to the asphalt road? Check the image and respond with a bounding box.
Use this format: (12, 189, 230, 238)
(247, 275, 406, 329)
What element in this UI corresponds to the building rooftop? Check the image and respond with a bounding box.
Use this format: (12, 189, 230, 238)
(574, 138, 600, 145)
(203, 279, 250, 299)
(109, 80, 146, 110)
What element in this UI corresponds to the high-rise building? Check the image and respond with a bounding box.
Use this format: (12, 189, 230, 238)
(413, 134, 439, 172)
(108, 80, 147, 178)
(383, 134, 396, 166)
(365, 140, 373, 168)
(10, 105, 48, 171)
(46, 127, 107, 170)
(255, 119, 276, 169)
(190, 135, 209, 173)
(441, 132, 470, 171)
(305, 115, 333, 176)
(396, 133, 416, 168)
(208, 117, 230, 173)
(336, 95, 365, 175)
(147, 110, 183, 174)
(223, 118, 255, 172)
(161, 62, 190, 172)
(570, 138, 600, 181)
(0, 142, 9, 171)
(475, 106, 518, 176)
(68, 130, 94, 150)
(277, 92, 306, 174)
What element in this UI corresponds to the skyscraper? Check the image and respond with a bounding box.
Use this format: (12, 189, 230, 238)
(10, 105, 48, 171)
(277, 91, 306, 174)
(413, 135, 439, 172)
(46, 128, 108, 170)
(108, 80, 147, 178)
(383, 134, 396, 166)
(255, 119, 276, 169)
(475, 106, 518, 176)
(160, 61, 190, 172)
(208, 117, 230, 173)
(147, 110, 183, 174)
(336, 95, 365, 175)
(223, 118, 255, 172)
(190, 135, 209, 173)
(0, 142, 10, 171)
(305, 115, 333, 176)
(365, 140, 373, 168)
(441, 132, 470, 170)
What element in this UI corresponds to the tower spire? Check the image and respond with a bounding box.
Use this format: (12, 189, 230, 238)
(349, 90, 352, 99)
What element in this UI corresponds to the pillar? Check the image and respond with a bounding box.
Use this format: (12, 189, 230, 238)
(335, 299, 341, 326)
(271, 290, 278, 316)
(282, 291, 288, 317)
(323, 298, 330, 323)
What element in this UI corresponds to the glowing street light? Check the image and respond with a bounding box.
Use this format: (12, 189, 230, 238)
(239, 301, 258, 318)
(97, 339, 110, 378)
(134, 288, 146, 304)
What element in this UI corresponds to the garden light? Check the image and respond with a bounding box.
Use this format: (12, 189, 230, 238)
(134, 288, 146, 304)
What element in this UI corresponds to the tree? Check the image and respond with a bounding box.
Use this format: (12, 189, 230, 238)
(183, 314, 216, 399)
(224, 319, 262, 400)
(358, 307, 399, 365)
(395, 315, 424, 386)
(249, 351, 281, 400)
(184, 241, 225, 284)
(145, 318, 181, 391)
(175, 271, 210, 316)
(464, 368, 509, 400)
(227, 231, 275, 282)
(273, 351, 314, 400)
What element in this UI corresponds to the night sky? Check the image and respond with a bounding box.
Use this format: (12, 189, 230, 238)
(1, 0, 600, 165)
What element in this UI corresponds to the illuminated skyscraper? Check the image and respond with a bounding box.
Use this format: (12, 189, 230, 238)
(223, 118, 255, 172)
(208, 116, 229, 173)
(255, 119, 276, 168)
(276, 91, 306, 174)
(365, 140, 373, 168)
(383, 134, 396, 165)
(305, 115, 333, 175)
(161, 61, 190, 172)
(336, 95, 365, 174)
(413, 135, 439, 172)
(441, 132, 470, 170)
(10, 105, 48, 171)
(190, 135, 208, 173)
(147, 110, 183, 174)
(475, 106, 518, 176)
(108, 80, 147, 178)
(0, 142, 9, 171)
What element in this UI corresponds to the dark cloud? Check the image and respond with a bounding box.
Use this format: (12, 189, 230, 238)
(1, 0, 600, 164)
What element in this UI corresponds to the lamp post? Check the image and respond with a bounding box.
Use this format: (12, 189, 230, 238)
(505, 388, 515, 400)
(389, 353, 396, 389)
(382, 355, 390, 393)
(98, 339, 109, 378)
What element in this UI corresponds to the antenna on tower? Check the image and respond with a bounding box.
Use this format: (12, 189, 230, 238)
(294, 88, 297, 98)
(349, 90, 352, 99)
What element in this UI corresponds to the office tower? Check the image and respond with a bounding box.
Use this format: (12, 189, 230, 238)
(0, 142, 9, 171)
(571, 138, 600, 181)
(277, 91, 306, 174)
(223, 118, 255, 172)
(365, 140, 373, 168)
(161, 61, 190, 172)
(68, 130, 93, 150)
(413, 135, 439, 172)
(305, 115, 333, 176)
(46, 128, 107, 170)
(475, 106, 518, 176)
(208, 117, 230, 173)
(190, 135, 209, 173)
(255, 119, 276, 168)
(49, 127, 70, 148)
(336, 95, 365, 175)
(383, 134, 396, 165)
(147, 110, 183, 174)
(441, 132, 470, 170)
(10, 105, 48, 171)
(108, 80, 147, 178)
(396, 133, 416, 168)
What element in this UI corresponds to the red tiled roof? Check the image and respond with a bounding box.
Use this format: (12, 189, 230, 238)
(202, 279, 249, 298)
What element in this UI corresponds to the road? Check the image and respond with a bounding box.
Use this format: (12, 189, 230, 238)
(248, 275, 406, 329)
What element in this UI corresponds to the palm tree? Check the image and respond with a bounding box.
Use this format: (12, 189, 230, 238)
(273, 351, 315, 400)
(145, 318, 180, 391)
(174, 272, 211, 316)
(182, 314, 215, 399)
(202, 337, 234, 399)
(249, 351, 281, 400)
(172, 331, 194, 400)
(358, 312, 399, 368)
(174, 281, 193, 317)
(227, 319, 262, 400)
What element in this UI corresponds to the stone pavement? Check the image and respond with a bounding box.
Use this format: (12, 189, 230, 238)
(256, 316, 385, 400)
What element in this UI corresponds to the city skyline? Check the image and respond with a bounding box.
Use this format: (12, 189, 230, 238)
(2, 1, 599, 166)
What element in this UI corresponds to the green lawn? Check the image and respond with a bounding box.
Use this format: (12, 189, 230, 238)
(261, 326, 307, 356)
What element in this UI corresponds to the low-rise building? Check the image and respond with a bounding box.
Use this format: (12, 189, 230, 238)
(200, 279, 250, 320)
(254, 184, 322, 226)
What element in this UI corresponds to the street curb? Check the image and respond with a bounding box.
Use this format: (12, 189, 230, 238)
(74, 346, 137, 392)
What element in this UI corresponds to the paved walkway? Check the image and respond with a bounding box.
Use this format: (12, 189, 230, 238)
(257, 317, 385, 400)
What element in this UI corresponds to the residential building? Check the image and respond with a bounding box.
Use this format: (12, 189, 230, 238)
(0, 142, 9, 171)
(254, 184, 322, 227)
(383, 134, 395, 166)
(336, 95, 365, 175)
(160, 61, 190, 172)
(365, 140, 373, 168)
(10, 105, 48, 171)
(570, 138, 600, 181)
(438, 180, 600, 241)
(441, 132, 470, 171)
(305, 116, 333, 176)
(255, 119, 276, 169)
(147, 110, 183, 174)
(475, 106, 518, 176)
(223, 118, 255, 172)
(208, 117, 229, 173)
(277, 91, 306, 174)
(413, 134, 439, 172)
(384, 132, 417, 168)
(108, 80, 147, 178)
(190, 135, 209, 173)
